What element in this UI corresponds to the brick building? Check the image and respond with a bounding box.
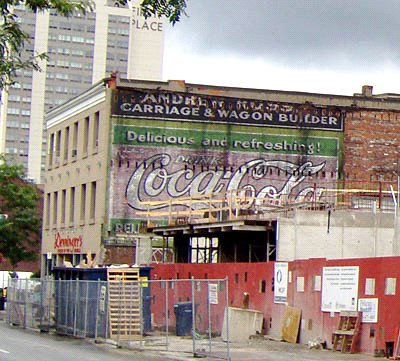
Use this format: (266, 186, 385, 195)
(41, 77, 400, 355)
(41, 75, 400, 274)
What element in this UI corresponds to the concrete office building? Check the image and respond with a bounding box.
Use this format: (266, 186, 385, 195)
(0, 0, 164, 183)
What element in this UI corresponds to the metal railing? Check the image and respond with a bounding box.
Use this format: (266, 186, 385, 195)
(137, 180, 400, 226)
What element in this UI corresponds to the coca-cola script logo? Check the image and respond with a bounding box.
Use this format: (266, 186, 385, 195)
(125, 154, 327, 211)
(54, 232, 83, 252)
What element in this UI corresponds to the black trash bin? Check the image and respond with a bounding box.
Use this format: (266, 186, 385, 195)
(174, 302, 193, 336)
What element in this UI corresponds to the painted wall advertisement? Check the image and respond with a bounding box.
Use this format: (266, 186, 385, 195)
(274, 262, 288, 304)
(115, 90, 344, 131)
(109, 123, 339, 225)
(321, 266, 359, 312)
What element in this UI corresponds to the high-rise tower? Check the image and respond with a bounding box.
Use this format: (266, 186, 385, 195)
(0, 0, 164, 182)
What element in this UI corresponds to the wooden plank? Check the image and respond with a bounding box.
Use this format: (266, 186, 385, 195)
(281, 306, 301, 343)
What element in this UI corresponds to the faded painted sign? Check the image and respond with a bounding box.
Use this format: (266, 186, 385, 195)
(114, 91, 344, 131)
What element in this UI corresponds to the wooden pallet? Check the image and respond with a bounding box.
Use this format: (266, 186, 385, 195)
(332, 311, 361, 353)
(107, 268, 141, 340)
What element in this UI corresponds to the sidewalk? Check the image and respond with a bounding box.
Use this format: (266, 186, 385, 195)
(143, 336, 383, 361)
(0, 308, 382, 361)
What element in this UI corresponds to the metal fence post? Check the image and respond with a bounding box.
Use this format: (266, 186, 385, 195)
(95, 279, 100, 340)
(191, 277, 196, 356)
(225, 277, 230, 361)
(207, 280, 212, 355)
(73, 278, 79, 336)
(84, 281, 89, 337)
(24, 279, 28, 329)
(165, 279, 169, 351)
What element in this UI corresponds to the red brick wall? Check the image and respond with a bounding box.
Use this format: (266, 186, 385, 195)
(344, 110, 400, 182)
(104, 246, 136, 265)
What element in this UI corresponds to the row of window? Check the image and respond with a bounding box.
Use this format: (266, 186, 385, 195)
(48, 34, 95, 45)
(108, 27, 129, 36)
(8, 95, 31, 102)
(6, 121, 29, 129)
(45, 86, 83, 96)
(47, 60, 93, 69)
(50, 23, 95, 33)
(46, 72, 91, 83)
(48, 47, 92, 57)
(45, 182, 97, 229)
(11, 83, 32, 90)
(48, 111, 100, 169)
(7, 108, 31, 116)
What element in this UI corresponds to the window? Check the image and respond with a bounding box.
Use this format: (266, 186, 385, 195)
(190, 237, 219, 263)
(55, 130, 61, 165)
(45, 193, 51, 228)
(7, 108, 20, 115)
(8, 95, 20, 101)
(61, 189, 66, 225)
(69, 187, 75, 225)
(92, 111, 99, 152)
(80, 183, 86, 224)
(72, 121, 78, 158)
(71, 36, 84, 43)
(83, 116, 89, 156)
(53, 192, 58, 227)
(89, 181, 96, 221)
(48, 133, 55, 167)
(63, 126, 70, 162)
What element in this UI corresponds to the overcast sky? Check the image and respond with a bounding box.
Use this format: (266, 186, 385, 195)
(162, 0, 400, 96)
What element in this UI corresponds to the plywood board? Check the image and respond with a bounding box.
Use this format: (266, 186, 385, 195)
(281, 306, 301, 343)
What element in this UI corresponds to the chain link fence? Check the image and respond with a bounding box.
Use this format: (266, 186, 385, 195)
(5, 277, 230, 360)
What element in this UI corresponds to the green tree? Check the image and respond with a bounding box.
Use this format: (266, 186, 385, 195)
(0, 0, 187, 91)
(0, 156, 41, 266)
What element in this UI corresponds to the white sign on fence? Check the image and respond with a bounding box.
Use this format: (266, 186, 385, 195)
(208, 283, 218, 305)
(358, 298, 378, 323)
(99, 285, 106, 314)
(274, 262, 288, 304)
(321, 266, 359, 312)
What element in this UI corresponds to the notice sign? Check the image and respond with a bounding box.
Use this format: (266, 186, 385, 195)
(274, 262, 288, 304)
(358, 298, 378, 323)
(99, 285, 106, 314)
(208, 283, 218, 305)
(321, 266, 359, 312)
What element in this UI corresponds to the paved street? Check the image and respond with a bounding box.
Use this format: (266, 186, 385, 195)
(0, 321, 161, 361)
(0, 316, 384, 361)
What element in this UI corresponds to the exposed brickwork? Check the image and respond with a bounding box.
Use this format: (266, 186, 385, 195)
(104, 246, 136, 265)
(344, 110, 400, 182)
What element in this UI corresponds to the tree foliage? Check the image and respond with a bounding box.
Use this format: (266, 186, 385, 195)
(0, 0, 187, 91)
(0, 156, 41, 266)
(0, 0, 93, 91)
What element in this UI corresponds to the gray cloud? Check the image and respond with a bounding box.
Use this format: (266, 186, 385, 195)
(167, 0, 400, 69)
